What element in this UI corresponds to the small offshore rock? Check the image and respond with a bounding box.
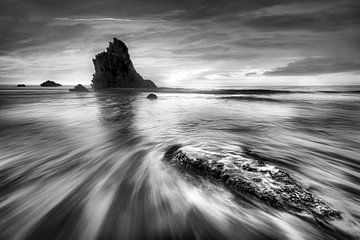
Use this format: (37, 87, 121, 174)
(40, 80, 61, 87)
(69, 84, 89, 92)
(146, 93, 158, 99)
(17, 84, 26, 87)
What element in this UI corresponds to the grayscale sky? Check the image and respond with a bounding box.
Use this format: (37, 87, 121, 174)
(1, 0, 359, 87)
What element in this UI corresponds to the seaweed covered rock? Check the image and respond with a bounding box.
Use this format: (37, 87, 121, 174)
(164, 145, 341, 220)
(91, 38, 157, 90)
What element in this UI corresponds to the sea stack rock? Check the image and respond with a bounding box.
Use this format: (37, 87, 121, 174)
(40, 80, 61, 87)
(69, 84, 89, 92)
(91, 38, 157, 90)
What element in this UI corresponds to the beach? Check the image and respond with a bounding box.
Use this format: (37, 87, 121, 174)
(0, 86, 359, 240)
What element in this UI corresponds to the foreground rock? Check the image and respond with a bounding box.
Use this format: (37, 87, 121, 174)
(40, 80, 61, 87)
(146, 93, 158, 99)
(17, 84, 26, 87)
(69, 84, 89, 92)
(91, 38, 157, 90)
(164, 145, 341, 220)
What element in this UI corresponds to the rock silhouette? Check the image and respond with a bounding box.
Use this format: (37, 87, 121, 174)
(91, 38, 157, 89)
(164, 145, 341, 220)
(17, 84, 26, 87)
(146, 93, 158, 99)
(40, 80, 61, 87)
(69, 84, 89, 92)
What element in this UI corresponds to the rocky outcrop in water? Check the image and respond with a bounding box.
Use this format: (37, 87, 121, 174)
(91, 38, 157, 90)
(164, 145, 341, 220)
(40, 80, 61, 87)
(17, 84, 26, 87)
(69, 84, 89, 92)
(146, 93, 158, 99)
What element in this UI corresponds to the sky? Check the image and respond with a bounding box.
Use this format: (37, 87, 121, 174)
(0, 0, 359, 88)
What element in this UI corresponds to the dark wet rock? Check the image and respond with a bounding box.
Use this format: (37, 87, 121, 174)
(17, 84, 26, 87)
(164, 146, 341, 220)
(164, 144, 183, 158)
(146, 93, 158, 99)
(69, 84, 89, 92)
(91, 38, 157, 90)
(40, 80, 61, 87)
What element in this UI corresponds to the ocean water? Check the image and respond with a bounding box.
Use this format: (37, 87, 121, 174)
(0, 86, 359, 240)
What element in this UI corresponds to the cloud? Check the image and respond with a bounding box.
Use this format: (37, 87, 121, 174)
(264, 57, 360, 76)
(0, 16, 92, 55)
(244, 3, 360, 32)
(0, 0, 360, 86)
(229, 35, 311, 50)
(55, 17, 165, 22)
(246, 72, 257, 76)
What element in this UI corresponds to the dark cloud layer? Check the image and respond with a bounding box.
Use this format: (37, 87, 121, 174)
(246, 72, 258, 76)
(264, 58, 360, 76)
(0, 0, 359, 86)
(244, 4, 360, 32)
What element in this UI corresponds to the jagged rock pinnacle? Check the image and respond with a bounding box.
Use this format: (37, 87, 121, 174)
(91, 38, 157, 89)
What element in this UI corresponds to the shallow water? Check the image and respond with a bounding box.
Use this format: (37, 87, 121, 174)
(0, 86, 359, 240)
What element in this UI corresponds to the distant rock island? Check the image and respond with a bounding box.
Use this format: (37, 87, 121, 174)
(40, 80, 62, 87)
(146, 93, 158, 99)
(17, 84, 26, 87)
(91, 38, 157, 89)
(69, 84, 89, 92)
